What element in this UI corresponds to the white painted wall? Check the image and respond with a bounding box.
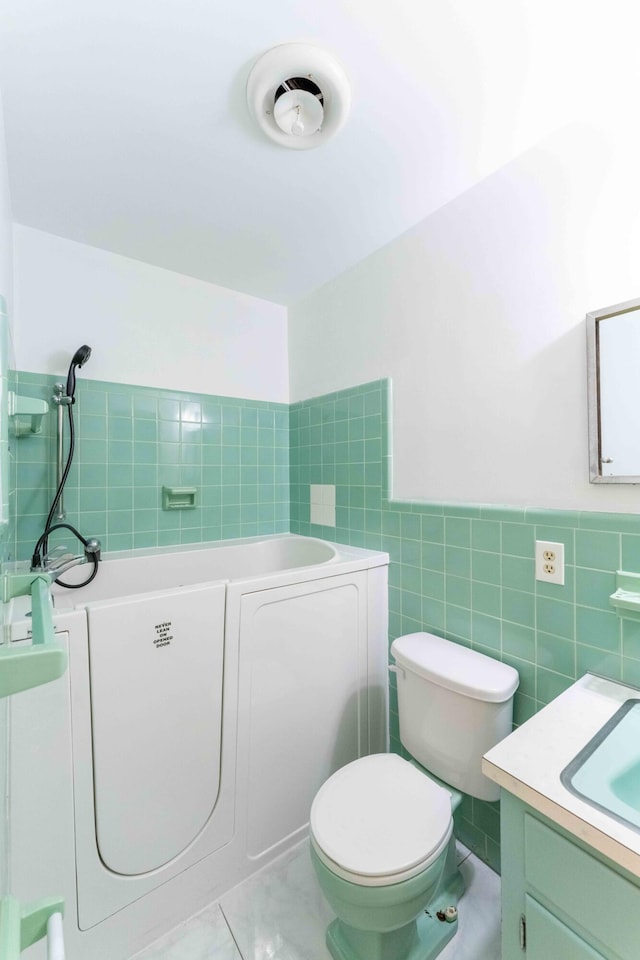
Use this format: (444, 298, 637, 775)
(13, 226, 289, 402)
(0, 91, 12, 322)
(0, 86, 10, 900)
(289, 123, 640, 513)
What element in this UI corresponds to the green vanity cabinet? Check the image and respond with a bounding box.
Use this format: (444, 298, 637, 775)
(501, 791, 640, 960)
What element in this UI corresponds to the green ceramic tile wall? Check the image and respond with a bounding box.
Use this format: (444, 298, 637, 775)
(290, 378, 640, 873)
(10, 371, 289, 559)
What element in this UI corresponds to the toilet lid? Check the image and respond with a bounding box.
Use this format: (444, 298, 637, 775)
(310, 754, 452, 883)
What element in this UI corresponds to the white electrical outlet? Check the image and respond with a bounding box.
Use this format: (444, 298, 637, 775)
(535, 540, 565, 585)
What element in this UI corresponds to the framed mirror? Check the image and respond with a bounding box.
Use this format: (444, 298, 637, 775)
(587, 296, 640, 483)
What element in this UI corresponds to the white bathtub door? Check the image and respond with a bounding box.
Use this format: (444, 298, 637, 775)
(87, 582, 226, 876)
(238, 571, 369, 859)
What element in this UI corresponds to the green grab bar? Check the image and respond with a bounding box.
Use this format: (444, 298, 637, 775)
(28, 576, 55, 647)
(0, 895, 64, 958)
(0, 572, 67, 699)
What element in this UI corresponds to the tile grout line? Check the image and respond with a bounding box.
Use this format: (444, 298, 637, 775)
(218, 901, 246, 960)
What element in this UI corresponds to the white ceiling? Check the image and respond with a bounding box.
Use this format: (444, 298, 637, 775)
(0, 1, 624, 304)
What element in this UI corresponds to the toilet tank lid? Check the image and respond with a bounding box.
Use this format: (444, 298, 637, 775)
(391, 632, 519, 702)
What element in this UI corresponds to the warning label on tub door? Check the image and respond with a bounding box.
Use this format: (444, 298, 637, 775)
(153, 621, 173, 648)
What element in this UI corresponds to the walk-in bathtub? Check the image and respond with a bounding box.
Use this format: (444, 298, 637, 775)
(7, 535, 388, 960)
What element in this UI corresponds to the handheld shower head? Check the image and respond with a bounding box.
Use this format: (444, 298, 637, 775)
(72, 345, 91, 367)
(66, 344, 92, 399)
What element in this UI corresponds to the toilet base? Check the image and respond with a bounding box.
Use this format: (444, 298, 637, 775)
(326, 909, 457, 960)
(324, 869, 463, 960)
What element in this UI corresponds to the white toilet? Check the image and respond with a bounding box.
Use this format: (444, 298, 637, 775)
(310, 631, 519, 960)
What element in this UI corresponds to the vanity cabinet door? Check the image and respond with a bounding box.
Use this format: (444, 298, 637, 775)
(501, 794, 640, 960)
(524, 813, 640, 959)
(526, 897, 606, 960)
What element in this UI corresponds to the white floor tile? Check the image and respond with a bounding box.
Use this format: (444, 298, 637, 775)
(129, 840, 501, 960)
(131, 903, 241, 960)
(439, 854, 501, 960)
(220, 843, 335, 960)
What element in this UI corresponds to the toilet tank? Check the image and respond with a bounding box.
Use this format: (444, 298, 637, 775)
(391, 633, 519, 802)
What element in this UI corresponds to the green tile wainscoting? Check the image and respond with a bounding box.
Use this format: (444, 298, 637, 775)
(289, 378, 640, 873)
(11, 372, 640, 874)
(9, 371, 290, 560)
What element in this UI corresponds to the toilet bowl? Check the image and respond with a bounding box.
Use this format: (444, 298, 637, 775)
(310, 753, 461, 960)
(310, 631, 519, 960)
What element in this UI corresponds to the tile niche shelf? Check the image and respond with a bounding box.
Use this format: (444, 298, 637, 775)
(7, 391, 49, 436)
(610, 570, 640, 621)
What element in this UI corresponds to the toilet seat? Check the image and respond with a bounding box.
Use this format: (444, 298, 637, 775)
(310, 754, 453, 887)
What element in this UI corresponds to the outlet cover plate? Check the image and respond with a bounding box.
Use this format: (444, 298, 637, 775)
(535, 540, 565, 585)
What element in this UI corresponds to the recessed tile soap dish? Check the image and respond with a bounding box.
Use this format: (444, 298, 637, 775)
(8, 391, 49, 436)
(609, 570, 640, 621)
(162, 486, 197, 510)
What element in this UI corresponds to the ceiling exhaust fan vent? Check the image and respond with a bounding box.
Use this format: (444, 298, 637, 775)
(247, 43, 351, 150)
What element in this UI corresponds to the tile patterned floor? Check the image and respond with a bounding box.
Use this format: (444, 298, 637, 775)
(133, 841, 501, 960)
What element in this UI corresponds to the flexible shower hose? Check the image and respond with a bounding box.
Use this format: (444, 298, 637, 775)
(31, 398, 99, 589)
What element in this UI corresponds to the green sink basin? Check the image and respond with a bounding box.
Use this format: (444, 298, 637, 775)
(561, 698, 640, 831)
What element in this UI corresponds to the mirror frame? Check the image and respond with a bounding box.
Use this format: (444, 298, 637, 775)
(587, 295, 640, 484)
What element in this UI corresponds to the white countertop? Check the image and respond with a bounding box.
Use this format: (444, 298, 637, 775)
(482, 673, 640, 877)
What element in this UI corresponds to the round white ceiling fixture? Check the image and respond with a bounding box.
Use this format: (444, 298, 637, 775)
(247, 43, 351, 150)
